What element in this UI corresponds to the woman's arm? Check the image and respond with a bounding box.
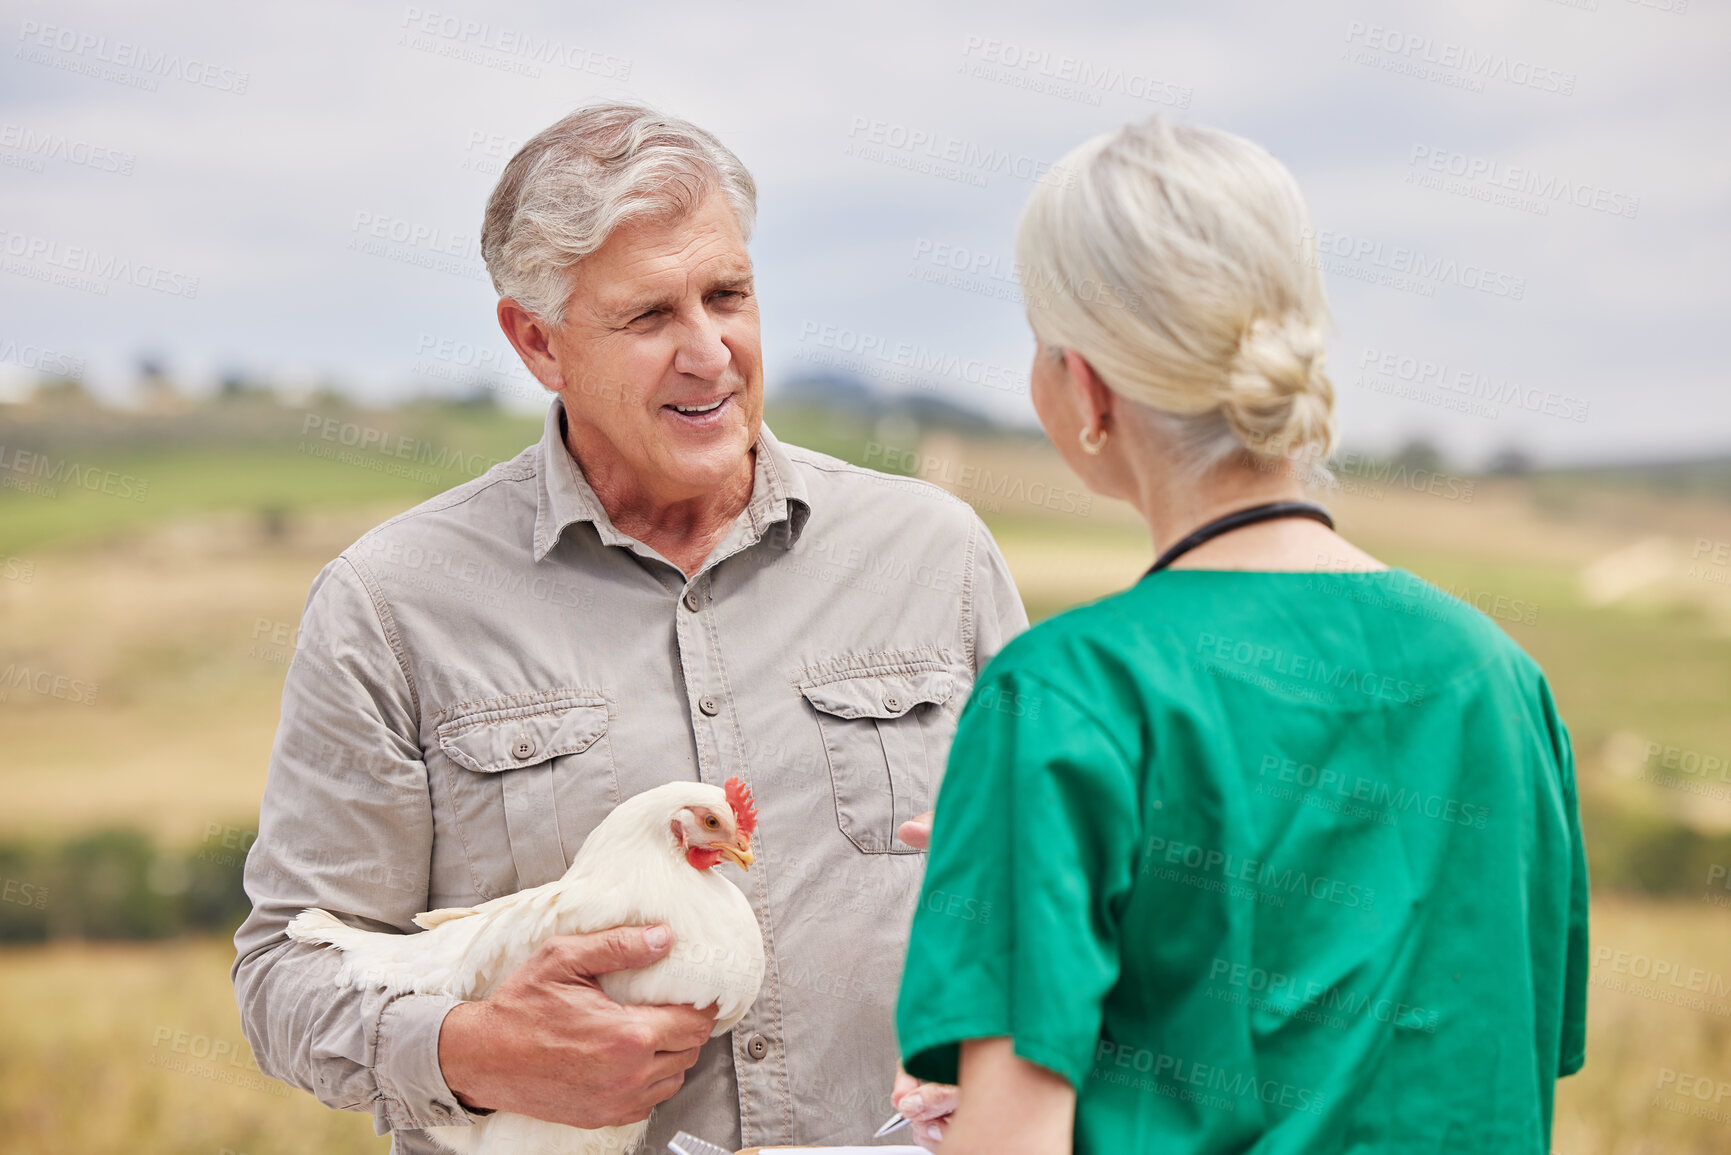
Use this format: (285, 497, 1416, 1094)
(938, 1037, 1076, 1155)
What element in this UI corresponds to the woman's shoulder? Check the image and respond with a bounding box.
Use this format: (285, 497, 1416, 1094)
(977, 583, 1177, 694)
(983, 567, 1552, 700)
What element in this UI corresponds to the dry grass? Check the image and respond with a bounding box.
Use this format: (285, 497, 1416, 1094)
(1553, 896, 1731, 1155)
(3, 441, 1731, 1152)
(0, 901, 1721, 1153)
(0, 505, 398, 842)
(0, 937, 385, 1155)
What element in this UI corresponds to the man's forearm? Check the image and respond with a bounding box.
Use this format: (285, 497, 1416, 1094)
(232, 915, 474, 1133)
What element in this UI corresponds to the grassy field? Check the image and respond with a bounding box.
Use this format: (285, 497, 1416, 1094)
(0, 901, 1725, 1155)
(0, 938, 386, 1155)
(3, 399, 1731, 1150)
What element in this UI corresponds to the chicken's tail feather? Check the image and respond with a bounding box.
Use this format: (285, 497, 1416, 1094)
(287, 907, 426, 993)
(286, 907, 357, 950)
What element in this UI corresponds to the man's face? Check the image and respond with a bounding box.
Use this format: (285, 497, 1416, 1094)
(532, 192, 762, 502)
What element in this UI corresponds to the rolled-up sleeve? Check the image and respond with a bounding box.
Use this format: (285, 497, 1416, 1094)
(230, 554, 480, 1135)
(966, 515, 1029, 673)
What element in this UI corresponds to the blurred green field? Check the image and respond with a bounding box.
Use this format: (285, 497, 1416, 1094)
(3, 393, 1731, 1152)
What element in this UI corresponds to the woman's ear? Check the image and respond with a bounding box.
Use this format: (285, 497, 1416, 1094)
(1061, 348, 1115, 435)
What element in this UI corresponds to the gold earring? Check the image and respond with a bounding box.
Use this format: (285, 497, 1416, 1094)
(1079, 426, 1108, 455)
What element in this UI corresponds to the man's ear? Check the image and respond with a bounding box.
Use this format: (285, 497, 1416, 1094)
(496, 298, 563, 393)
(1061, 347, 1116, 432)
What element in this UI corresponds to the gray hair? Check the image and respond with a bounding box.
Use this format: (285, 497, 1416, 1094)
(481, 103, 758, 326)
(1018, 115, 1336, 475)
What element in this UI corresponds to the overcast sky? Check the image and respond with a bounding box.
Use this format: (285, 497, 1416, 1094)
(1, 0, 1725, 466)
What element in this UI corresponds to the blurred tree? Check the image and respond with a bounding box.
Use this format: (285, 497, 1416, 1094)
(1389, 437, 1447, 474)
(1487, 445, 1536, 476)
(217, 370, 274, 402)
(136, 353, 184, 411)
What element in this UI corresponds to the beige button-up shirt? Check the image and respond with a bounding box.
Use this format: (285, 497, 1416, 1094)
(232, 396, 1027, 1152)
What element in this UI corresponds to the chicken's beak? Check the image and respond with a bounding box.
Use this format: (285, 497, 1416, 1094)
(719, 840, 754, 870)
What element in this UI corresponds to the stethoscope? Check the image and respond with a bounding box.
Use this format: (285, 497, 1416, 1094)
(1143, 500, 1335, 576)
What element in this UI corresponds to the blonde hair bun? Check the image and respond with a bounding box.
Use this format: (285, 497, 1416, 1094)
(1016, 115, 1337, 471)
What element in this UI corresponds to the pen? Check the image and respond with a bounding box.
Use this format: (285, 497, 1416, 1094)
(872, 1111, 911, 1138)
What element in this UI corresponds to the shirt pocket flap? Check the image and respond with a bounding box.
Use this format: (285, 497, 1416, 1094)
(799, 668, 956, 720)
(436, 694, 610, 774)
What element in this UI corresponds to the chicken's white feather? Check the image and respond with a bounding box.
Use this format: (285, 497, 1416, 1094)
(287, 779, 766, 1155)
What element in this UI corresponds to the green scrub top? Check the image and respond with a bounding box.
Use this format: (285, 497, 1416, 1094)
(896, 567, 1588, 1153)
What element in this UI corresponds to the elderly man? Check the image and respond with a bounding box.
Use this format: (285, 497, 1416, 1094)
(232, 103, 1026, 1153)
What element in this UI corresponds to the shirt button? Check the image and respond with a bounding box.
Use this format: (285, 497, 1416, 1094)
(683, 587, 702, 612)
(511, 738, 536, 760)
(699, 695, 720, 716)
(884, 695, 902, 713)
(745, 1033, 770, 1061)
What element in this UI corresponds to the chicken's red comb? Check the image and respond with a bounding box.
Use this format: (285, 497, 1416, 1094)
(724, 776, 758, 838)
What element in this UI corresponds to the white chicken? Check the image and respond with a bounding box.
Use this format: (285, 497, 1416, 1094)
(287, 776, 766, 1155)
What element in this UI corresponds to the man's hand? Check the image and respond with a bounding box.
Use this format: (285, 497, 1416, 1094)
(892, 1063, 959, 1151)
(897, 810, 935, 851)
(437, 924, 719, 1128)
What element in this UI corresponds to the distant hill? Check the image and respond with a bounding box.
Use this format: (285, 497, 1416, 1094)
(1545, 454, 1731, 499)
(770, 370, 1004, 435)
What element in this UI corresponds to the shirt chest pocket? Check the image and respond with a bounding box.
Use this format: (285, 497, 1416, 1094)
(434, 691, 619, 896)
(799, 666, 957, 854)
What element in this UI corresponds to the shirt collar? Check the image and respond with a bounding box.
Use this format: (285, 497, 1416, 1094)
(532, 394, 811, 563)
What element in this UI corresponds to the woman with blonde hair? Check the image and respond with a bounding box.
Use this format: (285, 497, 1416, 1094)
(891, 116, 1588, 1153)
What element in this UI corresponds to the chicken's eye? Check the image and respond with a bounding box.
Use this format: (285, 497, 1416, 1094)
(704, 815, 719, 829)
